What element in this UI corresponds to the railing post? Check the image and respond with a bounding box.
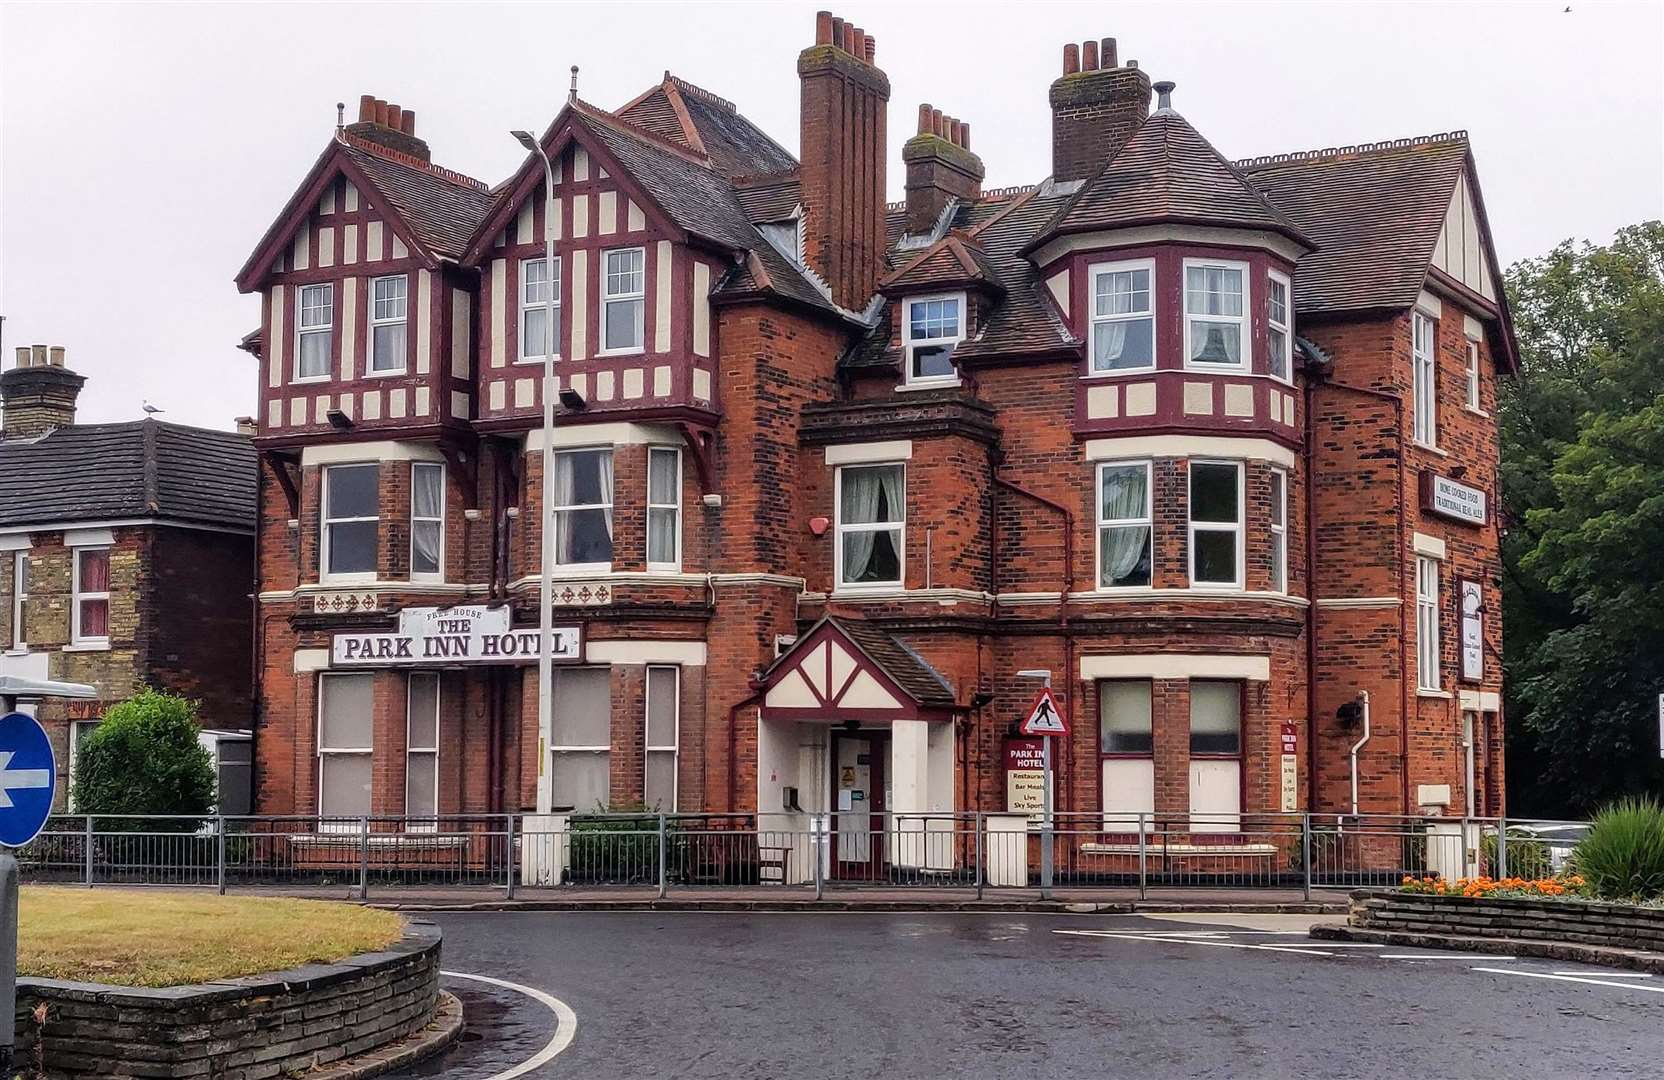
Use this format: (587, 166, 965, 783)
(1301, 813, 1312, 902)
(1496, 816, 1508, 879)
(504, 813, 517, 901)
(1137, 814, 1148, 900)
(813, 814, 824, 902)
(657, 814, 668, 900)
(358, 816, 370, 901)
(216, 815, 227, 895)
(974, 812, 984, 901)
(83, 815, 94, 888)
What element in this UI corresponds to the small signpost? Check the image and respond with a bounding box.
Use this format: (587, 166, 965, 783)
(1019, 687, 1069, 899)
(0, 710, 56, 1075)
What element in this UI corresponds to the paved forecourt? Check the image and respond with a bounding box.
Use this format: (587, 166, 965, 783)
(384, 910, 1664, 1079)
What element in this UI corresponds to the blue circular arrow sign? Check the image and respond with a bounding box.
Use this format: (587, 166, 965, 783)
(0, 712, 57, 848)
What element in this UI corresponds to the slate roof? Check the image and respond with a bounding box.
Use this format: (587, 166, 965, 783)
(733, 175, 803, 223)
(617, 75, 798, 180)
(340, 142, 496, 261)
(1237, 133, 1471, 316)
(0, 420, 256, 531)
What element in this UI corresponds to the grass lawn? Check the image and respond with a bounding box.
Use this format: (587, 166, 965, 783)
(18, 888, 404, 988)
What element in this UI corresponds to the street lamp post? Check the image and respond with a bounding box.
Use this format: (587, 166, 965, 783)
(511, 129, 558, 817)
(1017, 668, 1055, 900)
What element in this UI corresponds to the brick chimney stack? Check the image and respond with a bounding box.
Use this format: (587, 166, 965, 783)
(2, 344, 86, 439)
(345, 94, 431, 162)
(902, 104, 985, 235)
(1049, 36, 1151, 183)
(798, 10, 890, 310)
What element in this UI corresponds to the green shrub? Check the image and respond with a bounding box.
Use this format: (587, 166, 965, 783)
(1571, 798, 1664, 901)
(1482, 831, 1553, 880)
(70, 689, 216, 833)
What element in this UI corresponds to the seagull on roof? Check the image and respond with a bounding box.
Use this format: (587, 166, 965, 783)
(141, 401, 165, 416)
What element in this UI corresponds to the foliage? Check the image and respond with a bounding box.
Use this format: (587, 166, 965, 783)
(1481, 831, 1553, 881)
(568, 804, 677, 884)
(1399, 874, 1585, 899)
(1500, 221, 1664, 815)
(69, 689, 216, 832)
(1569, 798, 1664, 901)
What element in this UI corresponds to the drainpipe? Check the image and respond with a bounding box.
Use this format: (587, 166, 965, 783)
(1349, 690, 1372, 816)
(726, 684, 764, 814)
(1303, 375, 1320, 812)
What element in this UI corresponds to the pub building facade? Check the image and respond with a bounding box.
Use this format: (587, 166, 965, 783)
(238, 12, 1513, 870)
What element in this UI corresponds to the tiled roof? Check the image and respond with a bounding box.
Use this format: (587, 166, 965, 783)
(1238, 134, 1470, 315)
(0, 420, 256, 531)
(826, 617, 958, 709)
(733, 175, 803, 223)
(616, 74, 798, 180)
(341, 143, 496, 261)
(1035, 109, 1311, 250)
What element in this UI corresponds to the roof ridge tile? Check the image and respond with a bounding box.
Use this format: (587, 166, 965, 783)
(338, 132, 489, 191)
(1235, 130, 1470, 170)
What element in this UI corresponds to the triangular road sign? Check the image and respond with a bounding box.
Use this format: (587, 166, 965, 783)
(1019, 687, 1069, 736)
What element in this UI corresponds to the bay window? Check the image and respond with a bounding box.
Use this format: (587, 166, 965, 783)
(1096, 461, 1152, 589)
(406, 672, 440, 828)
(296, 282, 334, 380)
(551, 667, 611, 811)
(602, 247, 645, 353)
(647, 447, 681, 570)
(520, 256, 561, 361)
(1089, 261, 1155, 373)
(1184, 261, 1248, 369)
(1267, 271, 1293, 383)
(72, 547, 110, 646)
(1417, 556, 1441, 690)
(317, 672, 373, 825)
(1099, 680, 1155, 830)
(903, 294, 964, 384)
(645, 665, 679, 810)
(1188, 461, 1243, 588)
(369, 274, 408, 373)
(410, 462, 444, 580)
(553, 449, 613, 570)
(1413, 311, 1438, 446)
(1269, 468, 1288, 593)
(322, 464, 379, 579)
(1189, 680, 1242, 832)
(836, 463, 905, 589)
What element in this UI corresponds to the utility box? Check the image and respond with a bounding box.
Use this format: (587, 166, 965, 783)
(198, 730, 253, 817)
(984, 813, 1031, 887)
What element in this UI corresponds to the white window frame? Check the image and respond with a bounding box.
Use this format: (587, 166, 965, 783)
(901, 291, 966, 386)
(1266, 270, 1294, 384)
(518, 256, 561, 363)
(316, 672, 374, 831)
(71, 547, 111, 648)
(368, 274, 408, 375)
(410, 461, 445, 583)
(1187, 460, 1244, 591)
(646, 446, 682, 572)
(321, 463, 379, 584)
(600, 246, 646, 355)
(1413, 311, 1438, 448)
(1269, 467, 1289, 594)
(405, 672, 440, 831)
(644, 664, 680, 810)
(1465, 337, 1482, 412)
(834, 462, 906, 591)
(1182, 258, 1251, 372)
(7, 553, 26, 653)
(553, 447, 614, 574)
(1094, 460, 1153, 591)
(294, 282, 334, 382)
(1417, 555, 1441, 691)
(550, 666, 612, 812)
(1087, 259, 1157, 376)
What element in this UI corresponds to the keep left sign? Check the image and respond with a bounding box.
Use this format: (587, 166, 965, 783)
(0, 712, 57, 848)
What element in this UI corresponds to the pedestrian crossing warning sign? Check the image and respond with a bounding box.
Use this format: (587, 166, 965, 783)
(1019, 688, 1068, 736)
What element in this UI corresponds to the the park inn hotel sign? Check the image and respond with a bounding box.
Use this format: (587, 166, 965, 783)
(332, 605, 581, 667)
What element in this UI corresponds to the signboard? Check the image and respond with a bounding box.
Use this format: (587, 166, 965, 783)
(1280, 722, 1298, 755)
(1279, 754, 1299, 812)
(1005, 738, 1046, 814)
(332, 605, 581, 667)
(1420, 471, 1488, 527)
(0, 712, 56, 848)
(1019, 688, 1069, 736)
(1459, 579, 1485, 683)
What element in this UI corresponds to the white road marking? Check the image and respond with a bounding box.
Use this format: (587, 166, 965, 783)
(443, 969, 578, 1079)
(1472, 967, 1664, 994)
(1054, 929, 1336, 956)
(1552, 970, 1654, 978)
(1381, 954, 1505, 960)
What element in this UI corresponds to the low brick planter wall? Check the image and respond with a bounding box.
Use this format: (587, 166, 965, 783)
(14, 920, 446, 1079)
(1349, 889, 1664, 952)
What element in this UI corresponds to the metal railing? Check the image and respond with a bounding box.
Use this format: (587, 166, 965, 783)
(8, 812, 1585, 901)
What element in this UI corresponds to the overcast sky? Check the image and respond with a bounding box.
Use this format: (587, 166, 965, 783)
(2, 0, 1660, 431)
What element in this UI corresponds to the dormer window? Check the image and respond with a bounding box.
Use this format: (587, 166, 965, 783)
(1267, 271, 1293, 384)
(903, 293, 964, 385)
(1183, 260, 1248, 370)
(1089, 260, 1155, 374)
(295, 283, 334, 380)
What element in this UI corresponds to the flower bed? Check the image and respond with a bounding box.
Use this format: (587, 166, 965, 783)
(1399, 874, 1586, 900)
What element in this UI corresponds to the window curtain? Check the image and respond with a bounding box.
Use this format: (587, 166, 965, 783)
(554, 454, 578, 563)
(841, 469, 881, 580)
(412, 469, 441, 572)
(1100, 469, 1148, 584)
(598, 450, 614, 539)
(1094, 322, 1129, 367)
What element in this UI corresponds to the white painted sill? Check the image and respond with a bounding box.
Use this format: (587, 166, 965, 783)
(62, 642, 110, 653)
(1417, 688, 1453, 699)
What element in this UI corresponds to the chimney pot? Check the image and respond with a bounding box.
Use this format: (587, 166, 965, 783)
(1154, 80, 1175, 110)
(31, 345, 47, 367)
(400, 108, 416, 135)
(358, 94, 376, 123)
(815, 10, 833, 44)
(960, 121, 971, 149)
(48, 346, 65, 367)
(1126, 59, 1138, 69)
(375, 99, 390, 126)
(13, 348, 27, 369)
(1082, 39, 1099, 71)
(931, 108, 944, 137)
(917, 103, 932, 135)
(950, 119, 964, 146)
(1063, 43, 1080, 75)
(864, 35, 876, 61)
(829, 16, 844, 47)
(386, 103, 403, 130)
(851, 26, 866, 58)
(1101, 37, 1118, 67)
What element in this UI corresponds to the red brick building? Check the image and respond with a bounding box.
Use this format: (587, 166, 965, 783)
(236, 14, 1514, 855)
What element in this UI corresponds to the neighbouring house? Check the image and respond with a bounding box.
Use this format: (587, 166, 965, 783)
(235, 12, 1512, 872)
(0, 344, 258, 812)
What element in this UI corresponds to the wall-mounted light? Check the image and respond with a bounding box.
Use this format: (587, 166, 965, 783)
(558, 387, 587, 411)
(325, 408, 353, 430)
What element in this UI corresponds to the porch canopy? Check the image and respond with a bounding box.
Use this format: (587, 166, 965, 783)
(759, 616, 959, 724)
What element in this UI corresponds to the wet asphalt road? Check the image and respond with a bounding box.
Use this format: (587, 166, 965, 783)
(387, 911, 1664, 1079)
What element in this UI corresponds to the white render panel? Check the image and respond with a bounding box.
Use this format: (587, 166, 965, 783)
(572, 193, 589, 239)
(451, 289, 471, 378)
(340, 277, 359, 381)
(824, 440, 913, 465)
(585, 640, 708, 666)
(300, 440, 444, 465)
(1413, 531, 1448, 560)
(414, 385, 431, 417)
(523, 422, 682, 452)
(361, 390, 382, 421)
(450, 390, 469, 419)
(490, 259, 507, 368)
(627, 200, 646, 232)
(622, 368, 644, 399)
(569, 372, 587, 400)
(655, 240, 673, 353)
(765, 669, 819, 708)
(289, 398, 306, 426)
(344, 182, 359, 212)
(1223, 383, 1254, 417)
(570, 250, 589, 360)
(1045, 269, 1070, 316)
(549, 196, 563, 241)
(416, 270, 433, 374)
(320, 187, 335, 215)
(291, 230, 309, 271)
(293, 649, 331, 673)
(1464, 314, 1484, 340)
(1083, 435, 1297, 469)
(344, 223, 359, 265)
(1461, 176, 1482, 291)
(337, 392, 354, 419)
(516, 200, 534, 245)
(391, 234, 409, 260)
(596, 370, 616, 401)
(489, 380, 506, 411)
(267, 286, 286, 388)
(692, 259, 711, 357)
(840, 669, 903, 710)
(514, 378, 534, 408)
(653, 366, 672, 397)
(599, 191, 617, 235)
(316, 227, 334, 268)
(1182, 381, 1213, 415)
(1086, 384, 1117, 419)
(1124, 382, 1156, 416)
(313, 396, 331, 424)
(366, 220, 384, 262)
(692, 368, 711, 402)
(389, 387, 408, 419)
(1079, 653, 1271, 682)
(573, 146, 589, 181)
(267, 398, 282, 429)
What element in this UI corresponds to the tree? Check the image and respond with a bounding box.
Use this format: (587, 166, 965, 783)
(1501, 221, 1664, 817)
(70, 688, 217, 830)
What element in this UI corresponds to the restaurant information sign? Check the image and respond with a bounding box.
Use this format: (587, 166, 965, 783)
(332, 605, 581, 667)
(1420, 471, 1488, 527)
(1005, 738, 1046, 814)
